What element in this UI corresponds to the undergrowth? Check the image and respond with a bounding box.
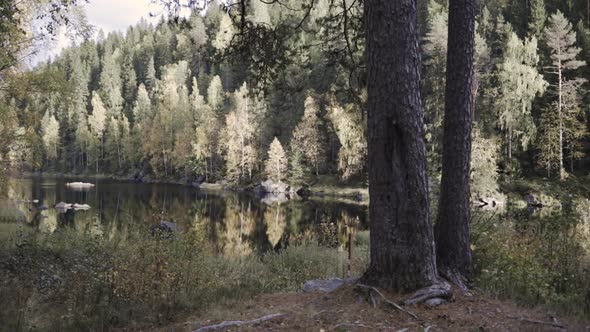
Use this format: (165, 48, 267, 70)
(0, 227, 368, 331)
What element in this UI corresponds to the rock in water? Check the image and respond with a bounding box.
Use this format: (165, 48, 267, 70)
(66, 182, 95, 188)
(54, 202, 72, 209)
(303, 278, 355, 293)
(72, 203, 91, 210)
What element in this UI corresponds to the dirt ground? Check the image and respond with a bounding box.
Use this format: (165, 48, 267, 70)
(152, 285, 589, 332)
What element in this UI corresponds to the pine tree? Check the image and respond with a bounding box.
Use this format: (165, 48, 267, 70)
(132, 84, 152, 127)
(121, 44, 137, 119)
(528, 0, 547, 38)
(327, 98, 367, 180)
(88, 92, 107, 172)
(104, 116, 121, 171)
(145, 56, 157, 94)
(265, 137, 288, 182)
(496, 33, 547, 164)
(41, 110, 60, 161)
(544, 11, 587, 179)
(288, 148, 309, 186)
(213, 14, 236, 50)
(207, 75, 224, 113)
(536, 102, 561, 177)
(290, 95, 327, 177)
(99, 44, 124, 117)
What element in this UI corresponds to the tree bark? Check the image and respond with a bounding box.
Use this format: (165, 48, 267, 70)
(435, 0, 475, 286)
(361, 0, 441, 292)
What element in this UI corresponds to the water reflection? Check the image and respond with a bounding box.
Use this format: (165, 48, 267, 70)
(3, 176, 368, 256)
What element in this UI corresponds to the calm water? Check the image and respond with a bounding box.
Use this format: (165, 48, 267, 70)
(2, 176, 368, 256)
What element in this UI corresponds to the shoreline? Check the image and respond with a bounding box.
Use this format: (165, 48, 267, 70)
(16, 171, 370, 203)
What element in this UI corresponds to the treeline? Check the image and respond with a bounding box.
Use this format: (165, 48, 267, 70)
(2, 1, 367, 186)
(2, 0, 590, 192)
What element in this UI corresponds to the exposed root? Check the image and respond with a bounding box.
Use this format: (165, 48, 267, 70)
(404, 281, 452, 306)
(507, 315, 566, 329)
(439, 267, 472, 296)
(192, 313, 285, 332)
(355, 283, 420, 320)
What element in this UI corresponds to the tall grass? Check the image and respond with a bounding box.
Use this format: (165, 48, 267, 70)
(0, 227, 368, 331)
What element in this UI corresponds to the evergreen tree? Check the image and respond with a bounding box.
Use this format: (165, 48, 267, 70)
(544, 11, 587, 179)
(121, 44, 137, 119)
(536, 102, 561, 176)
(88, 92, 107, 172)
(213, 14, 236, 50)
(529, 0, 547, 38)
(145, 56, 157, 94)
(132, 84, 152, 127)
(207, 75, 225, 113)
(290, 95, 327, 177)
(265, 137, 288, 182)
(41, 110, 60, 161)
(496, 33, 547, 164)
(327, 98, 367, 180)
(99, 44, 124, 117)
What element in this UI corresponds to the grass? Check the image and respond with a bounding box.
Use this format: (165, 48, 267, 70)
(0, 226, 369, 332)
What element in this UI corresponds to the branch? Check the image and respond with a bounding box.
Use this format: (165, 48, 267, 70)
(507, 316, 565, 329)
(192, 313, 286, 332)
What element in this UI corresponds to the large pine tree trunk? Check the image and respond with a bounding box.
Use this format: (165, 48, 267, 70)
(435, 0, 475, 287)
(361, 0, 441, 292)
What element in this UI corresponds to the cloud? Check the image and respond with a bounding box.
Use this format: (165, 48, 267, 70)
(83, 0, 163, 35)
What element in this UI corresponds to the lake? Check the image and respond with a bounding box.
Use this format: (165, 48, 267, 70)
(1, 176, 368, 256)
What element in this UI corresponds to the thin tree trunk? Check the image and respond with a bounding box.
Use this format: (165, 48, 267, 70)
(558, 61, 564, 180)
(435, 0, 475, 287)
(361, 0, 442, 292)
(508, 127, 512, 164)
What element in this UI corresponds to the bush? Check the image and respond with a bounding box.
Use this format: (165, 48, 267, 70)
(472, 208, 590, 318)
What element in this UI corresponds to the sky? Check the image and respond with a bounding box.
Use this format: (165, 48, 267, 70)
(82, 0, 162, 35)
(33, 0, 165, 65)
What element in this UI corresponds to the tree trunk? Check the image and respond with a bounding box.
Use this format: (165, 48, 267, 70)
(435, 0, 475, 287)
(361, 0, 441, 292)
(558, 62, 564, 181)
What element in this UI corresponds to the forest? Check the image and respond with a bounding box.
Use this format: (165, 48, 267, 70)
(0, 0, 587, 196)
(2, 0, 590, 330)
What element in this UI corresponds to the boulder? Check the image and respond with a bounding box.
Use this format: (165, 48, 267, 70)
(302, 278, 355, 293)
(72, 203, 90, 210)
(66, 182, 95, 188)
(292, 186, 311, 197)
(150, 221, 180, 237)
(54, 202, 72, 209)
(254, 180, 290, 194)
(425, 298, 447, 308)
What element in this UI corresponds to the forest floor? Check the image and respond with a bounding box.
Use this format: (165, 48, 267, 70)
(152, 284, 587, 332)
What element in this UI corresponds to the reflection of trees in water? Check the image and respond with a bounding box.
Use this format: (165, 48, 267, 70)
(263, 202, 286, 248)
(221, 197, 258, 257)
(7, 177, 370, 255)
